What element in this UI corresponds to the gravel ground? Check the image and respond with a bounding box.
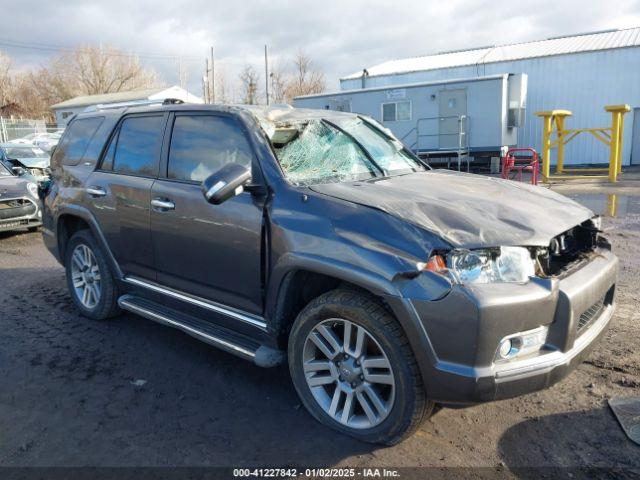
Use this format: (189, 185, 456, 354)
(0, 194, 639, 477)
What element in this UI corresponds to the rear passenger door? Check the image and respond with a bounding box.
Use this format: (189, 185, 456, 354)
(150, 111, 265, 316)
(87, 113, 167, 279)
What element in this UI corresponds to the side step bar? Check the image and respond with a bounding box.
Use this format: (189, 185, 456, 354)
(118, 295, 285, 367)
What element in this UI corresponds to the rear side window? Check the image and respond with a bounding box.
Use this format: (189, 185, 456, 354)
(111, 115, 164, 177)
(52, 116, 104, 166)
(168, 115, 253, 182)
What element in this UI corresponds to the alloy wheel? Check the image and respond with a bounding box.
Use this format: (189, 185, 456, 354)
(70, 244, 102, 309)
(302, 318, 396, 429)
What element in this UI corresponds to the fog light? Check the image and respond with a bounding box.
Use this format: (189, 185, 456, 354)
(498, 339, 514, 359)
(495, 326, 549, 362)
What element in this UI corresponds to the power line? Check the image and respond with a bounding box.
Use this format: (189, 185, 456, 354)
(0, 38, 202, 62)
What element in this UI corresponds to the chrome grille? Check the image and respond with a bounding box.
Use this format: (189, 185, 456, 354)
(577, 296, 606, 335)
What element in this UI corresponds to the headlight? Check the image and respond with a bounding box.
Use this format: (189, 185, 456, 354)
(447, 246, 535, 284)
(496, 326, 549, 361)
(27, 182, 38, 198)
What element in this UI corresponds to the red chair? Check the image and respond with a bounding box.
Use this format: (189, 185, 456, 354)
(501, 148, 540, 185)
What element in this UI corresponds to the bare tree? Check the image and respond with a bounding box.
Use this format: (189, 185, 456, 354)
(239, 65, 259, 105)
(284, 51, 325, 102)
(0, 51, 12, 106)
(268, 62, 288, 104)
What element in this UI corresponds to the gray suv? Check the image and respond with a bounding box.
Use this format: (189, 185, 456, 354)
(43, 103, 617, 445)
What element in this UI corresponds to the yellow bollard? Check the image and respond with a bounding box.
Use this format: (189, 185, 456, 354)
(605, 105, 631, 183)
(556, 115, 565, 174)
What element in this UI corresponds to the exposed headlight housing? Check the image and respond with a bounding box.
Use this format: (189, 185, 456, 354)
(496, 326, 549, 361)
(589, 215, 603, 231)
(446, 246, 535, 284)
(27, 182, 38, 198)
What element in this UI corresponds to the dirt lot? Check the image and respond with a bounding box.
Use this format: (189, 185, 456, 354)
(0, 193, 639, 478)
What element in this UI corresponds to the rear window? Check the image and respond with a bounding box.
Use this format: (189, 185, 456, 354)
(52, 117, 104, 166)
(111, 115, 164, 177)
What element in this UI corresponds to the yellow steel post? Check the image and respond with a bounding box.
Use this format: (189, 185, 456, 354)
(556, 115, 565, 174)
(535, 110, 572, 182)
(608, 112, 620, 183)
(604, 105, 631, 182)
(541, 116, 552, 180)
(618, 112, 625, 174)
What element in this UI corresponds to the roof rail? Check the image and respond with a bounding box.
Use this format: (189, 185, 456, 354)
(83, 97, 186, 113)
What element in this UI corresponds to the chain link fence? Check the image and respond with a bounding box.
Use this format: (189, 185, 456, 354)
(0, 117, 62, 143)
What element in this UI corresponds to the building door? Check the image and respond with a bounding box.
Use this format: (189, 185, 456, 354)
(438, 89, 467, 150)
(631, 108, 640, 165)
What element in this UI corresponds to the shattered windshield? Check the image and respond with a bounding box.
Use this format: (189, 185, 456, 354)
(273, 117, 424, 186)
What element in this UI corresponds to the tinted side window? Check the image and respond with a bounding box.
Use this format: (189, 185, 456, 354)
(168, 115, 253, 182)
(113, 115, 164, 176)
(53, 116, 105, 166)
(100, 132, 117, 171)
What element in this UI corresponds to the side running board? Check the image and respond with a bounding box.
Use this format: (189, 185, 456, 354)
(118, 295, 284, 367)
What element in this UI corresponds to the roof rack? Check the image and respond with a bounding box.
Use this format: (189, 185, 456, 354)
(84, 97, 186, 113)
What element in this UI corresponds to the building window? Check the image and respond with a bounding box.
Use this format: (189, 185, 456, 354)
(382, 101, 411, 122)
(61, 111, 74, 119)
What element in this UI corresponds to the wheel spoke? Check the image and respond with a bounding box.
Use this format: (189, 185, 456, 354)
(356, 391, 378, 424)
(72, 250, 84, 270)
(316, 325, 342, 356)
(81, 286, 90, 305)
(307, 374, 335, 387)
(362, 384, 387, 416)
(309, 327, 341, 360)
(340, 391, 354, 424)
(362, 356, 391, 370)
(364, 372, 394, 385)
(353, 326, 366, 357)
(328, 388, 342, 417)
(303, 360, 332, 374)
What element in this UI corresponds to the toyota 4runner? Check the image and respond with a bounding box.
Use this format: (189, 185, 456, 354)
(43, 103, 617, 445)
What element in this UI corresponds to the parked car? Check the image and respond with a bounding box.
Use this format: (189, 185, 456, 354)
(0, 160, 42, 232)
(8, 132, 62, 152)
(0, 144, 51, 184)
(42, 104, 617, 445)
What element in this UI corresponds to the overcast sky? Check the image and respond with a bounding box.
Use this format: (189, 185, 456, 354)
(2, 0, 640, 100)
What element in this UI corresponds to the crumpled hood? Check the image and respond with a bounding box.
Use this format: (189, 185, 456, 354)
(0, 175, 34, 197)
(310, 170, 594, 248)
(11, 157, 49, 169)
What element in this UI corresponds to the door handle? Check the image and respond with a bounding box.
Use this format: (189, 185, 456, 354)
(86, 186, 106, 197)
(151, 198, 175, 211)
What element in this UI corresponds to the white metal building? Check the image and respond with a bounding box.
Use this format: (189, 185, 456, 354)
(338, 28, 640, 166)
(50, 86, 203, 126)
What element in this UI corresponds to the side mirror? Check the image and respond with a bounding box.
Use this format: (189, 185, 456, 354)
(12, 166, 26, 176)
(202, 163, 252, 205)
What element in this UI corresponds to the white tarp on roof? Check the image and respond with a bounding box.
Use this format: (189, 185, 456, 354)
(342, 27, 640, 80)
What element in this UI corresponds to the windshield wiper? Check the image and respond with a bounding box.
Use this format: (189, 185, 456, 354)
(321, 119, 388, 177)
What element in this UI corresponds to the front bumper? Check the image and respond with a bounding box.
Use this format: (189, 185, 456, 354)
(409, 247, 618, 404)
(0, 196, 42, 232)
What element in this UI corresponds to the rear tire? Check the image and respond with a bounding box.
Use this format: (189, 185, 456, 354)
(65, 229, 120, 320)
(288, 288, 433, 445)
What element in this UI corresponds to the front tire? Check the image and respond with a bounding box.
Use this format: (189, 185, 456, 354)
(288, 288, 433, 445)
(65, 229, 120, 320)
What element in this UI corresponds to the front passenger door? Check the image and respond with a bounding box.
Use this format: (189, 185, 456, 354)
(150, 112, 265, 315)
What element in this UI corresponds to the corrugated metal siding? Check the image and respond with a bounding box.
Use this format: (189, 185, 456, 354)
(341, 47, 640, 166)
(342, 28, 640, 80)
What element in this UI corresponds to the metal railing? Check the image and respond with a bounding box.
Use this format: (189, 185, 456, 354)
(401, 114, 470, 171)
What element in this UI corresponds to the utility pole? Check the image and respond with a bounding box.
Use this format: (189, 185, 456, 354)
(264, 45, 270, 105)
(210, 46, 215, 104)
(203, 59, 210, 103)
